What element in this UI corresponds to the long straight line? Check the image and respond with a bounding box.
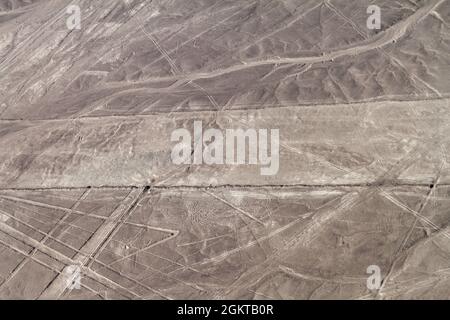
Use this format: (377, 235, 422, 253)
(0, 182, 447, 193)
(0, 96, 448, 123)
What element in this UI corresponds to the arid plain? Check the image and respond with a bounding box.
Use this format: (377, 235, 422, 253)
(0, 0, 449, 299)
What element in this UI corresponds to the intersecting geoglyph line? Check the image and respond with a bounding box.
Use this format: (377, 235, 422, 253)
(0, 188, 91, 293)
(0, 0, 449, 300)
(0, 0, 438, 123)
(86, 0, 448, 85)
(0, 188, 170, 299)
(37, 187, 149, 299)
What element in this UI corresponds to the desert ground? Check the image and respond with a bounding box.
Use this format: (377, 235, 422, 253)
(0, 0, 449, 299)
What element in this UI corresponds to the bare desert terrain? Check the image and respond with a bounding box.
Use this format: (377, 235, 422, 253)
(0, 0, 449, 299)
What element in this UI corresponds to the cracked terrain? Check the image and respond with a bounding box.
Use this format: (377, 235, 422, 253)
(0, 0, 449, 299)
